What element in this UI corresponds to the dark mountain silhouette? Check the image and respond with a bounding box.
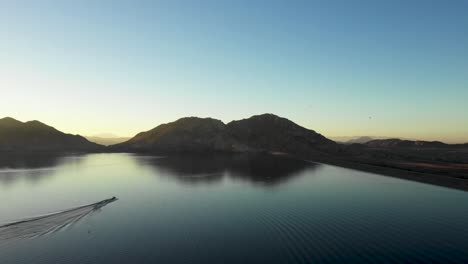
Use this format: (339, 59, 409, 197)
(226, 114, 338, 155)
(112, 117, 230, 153)
(365, 138, 449, 148)
(2, 115, 468, 190)
(0, 117, 103, 153)
(111, 114, 338, 156)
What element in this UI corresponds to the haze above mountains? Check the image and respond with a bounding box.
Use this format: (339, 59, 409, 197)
(85, 136, 131, 146)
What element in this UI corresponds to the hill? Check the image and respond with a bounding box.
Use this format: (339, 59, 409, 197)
(226, 114, 338, 154)
(111, 117, 230, 153)
(0, 117, 103, 153)
(111, 114, 337, 156)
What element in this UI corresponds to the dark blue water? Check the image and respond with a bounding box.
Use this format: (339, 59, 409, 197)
(1, 153, 467, 263)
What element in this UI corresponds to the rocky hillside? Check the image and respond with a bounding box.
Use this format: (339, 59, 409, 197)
(226, 114, 338, 154)
(111, 114, 338, 156)
(111, 117, 230, 153)
(0, 117, 103, 153)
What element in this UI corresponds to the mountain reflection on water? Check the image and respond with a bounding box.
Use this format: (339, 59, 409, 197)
(135, 154, 319, 186)
(0, 153, 468, 264)
(0, 153, 317, 187)
(0, 154, 85, 185)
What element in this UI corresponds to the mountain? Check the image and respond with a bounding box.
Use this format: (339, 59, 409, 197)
(111, 114, 337, 156)
(330, 136, 396, 144)
(345, 136, 376, 144)
(111, 117, 230, 153)
(0, 117, 103, 153)
(365, 138, 449, 148)
(226, 114, 338, 154)
(85, 136, 131, 146)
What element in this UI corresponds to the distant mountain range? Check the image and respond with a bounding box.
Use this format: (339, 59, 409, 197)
(85, 136, 130, 146)
(364, 138, 468, 149)
(0, 117, 103, 153)
(343, 136, 377, 144)
(1, 114, 468, 189)
(331, 136, 399, 144)
(0, 114, 338, 155)
(1, 115, 466, 155)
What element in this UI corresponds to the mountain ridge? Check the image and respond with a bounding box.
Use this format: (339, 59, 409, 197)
(0, 117, 103, 153)
(365, 138, 453, 148)
(2, 115, 468, 189)
(111, 113, 338, 155)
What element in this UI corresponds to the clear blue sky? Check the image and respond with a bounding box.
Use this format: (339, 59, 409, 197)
(1, 1, 467, 142)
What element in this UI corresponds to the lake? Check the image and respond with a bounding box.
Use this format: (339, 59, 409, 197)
(1, 153, 467, 263)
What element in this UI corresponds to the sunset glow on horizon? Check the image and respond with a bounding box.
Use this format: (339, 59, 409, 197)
(2, 1, 468, 143)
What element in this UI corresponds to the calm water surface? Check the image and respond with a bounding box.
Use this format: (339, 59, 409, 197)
(0, 153, 467, 263)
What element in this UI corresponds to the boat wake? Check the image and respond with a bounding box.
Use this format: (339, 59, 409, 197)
(0, 197, 117, 243)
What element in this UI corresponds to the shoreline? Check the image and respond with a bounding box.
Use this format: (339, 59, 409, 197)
(311, 157, 468, 192)
(1, 150, 468, 192)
